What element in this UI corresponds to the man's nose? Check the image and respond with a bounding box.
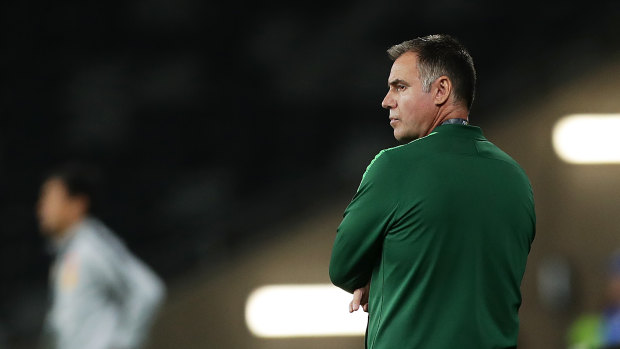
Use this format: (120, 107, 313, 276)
(382, 92, 395, 109)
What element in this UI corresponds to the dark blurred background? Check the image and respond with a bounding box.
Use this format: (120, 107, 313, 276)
(1, 1, 620, 348)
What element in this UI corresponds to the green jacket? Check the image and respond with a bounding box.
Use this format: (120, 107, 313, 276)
(330, 124, 535, 349)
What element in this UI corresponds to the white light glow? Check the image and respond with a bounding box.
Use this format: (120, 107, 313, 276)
(553, 114, 620, 164)
(245, 284, 367, 338)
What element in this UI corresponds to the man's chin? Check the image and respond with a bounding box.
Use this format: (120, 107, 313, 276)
(394, 131, 417, 144)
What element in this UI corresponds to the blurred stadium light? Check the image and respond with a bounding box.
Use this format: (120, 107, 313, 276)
(553, 114, 620, 164)
(245, 284, 366, 337)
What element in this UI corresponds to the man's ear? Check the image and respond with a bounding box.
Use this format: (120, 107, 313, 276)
(433, 76, 452, 106)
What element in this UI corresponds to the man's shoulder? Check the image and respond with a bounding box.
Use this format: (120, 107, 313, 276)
(365, 145, 405, 170)
(375, 134, 436, 156)
(391, 131, 447, 154)
(361, 143, 428, 185)
(71, 220, 128, 263)
(365, 135, 441, 171)
(474, 139, 528, 175)
(369, 132, 529, 181)
(370, 136, 436, 163)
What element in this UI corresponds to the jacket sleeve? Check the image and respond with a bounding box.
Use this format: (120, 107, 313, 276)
(105, 244, 166, 349)
(329, 150, 399, 293)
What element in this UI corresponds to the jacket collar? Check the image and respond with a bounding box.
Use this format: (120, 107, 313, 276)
(429, 123, 485, 140)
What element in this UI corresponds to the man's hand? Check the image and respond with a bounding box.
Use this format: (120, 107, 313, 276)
(349, 282, 370, 313)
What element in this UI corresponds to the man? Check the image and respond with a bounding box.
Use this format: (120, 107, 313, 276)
(329, 34, 535, 348)
(38, 164, 165, 349)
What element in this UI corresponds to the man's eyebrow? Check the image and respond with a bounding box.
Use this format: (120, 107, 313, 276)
(388, 79, 409, 87)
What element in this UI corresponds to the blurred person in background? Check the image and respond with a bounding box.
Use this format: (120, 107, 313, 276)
(329, 34, 535, 348)
(568, 252, 620, 349)
(37, 164, 165, 349)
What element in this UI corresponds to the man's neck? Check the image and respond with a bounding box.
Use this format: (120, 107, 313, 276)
(52, 217, 85, 244)
(425, 104, 469, 136)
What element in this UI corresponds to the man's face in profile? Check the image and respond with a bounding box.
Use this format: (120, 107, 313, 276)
(381, 52, 436, 143)
(37, 178, 75, 237)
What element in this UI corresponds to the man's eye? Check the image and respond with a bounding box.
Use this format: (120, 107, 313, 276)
(397, 85, 406, 91)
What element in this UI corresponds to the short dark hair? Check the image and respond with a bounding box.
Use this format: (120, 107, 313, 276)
(387, 34, 476, 110)
(46, 163, 102, 214)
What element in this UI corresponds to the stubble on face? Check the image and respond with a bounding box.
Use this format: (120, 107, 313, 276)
(383, 52, 435, 143)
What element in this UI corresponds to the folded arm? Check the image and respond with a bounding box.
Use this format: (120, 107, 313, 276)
(329, 150, 398, 293)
